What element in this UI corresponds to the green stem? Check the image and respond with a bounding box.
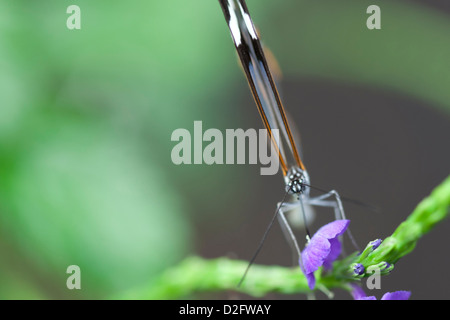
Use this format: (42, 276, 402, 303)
(121, 176, 450, 299)
(356, 175, 450, 267)
(121, 258, 306, 299)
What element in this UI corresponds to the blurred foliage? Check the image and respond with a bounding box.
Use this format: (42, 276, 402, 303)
(262, 0, 450, 113)
(0, 0, 448, 299)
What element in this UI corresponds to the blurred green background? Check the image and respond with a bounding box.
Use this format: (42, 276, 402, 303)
(0, 0, 449, 299)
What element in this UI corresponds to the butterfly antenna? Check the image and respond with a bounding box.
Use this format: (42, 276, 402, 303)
(237, 187, 291, 288)
(303, 183, 380, 213)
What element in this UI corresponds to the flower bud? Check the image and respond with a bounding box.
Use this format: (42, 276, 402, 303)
(367, 261, 394, 275)
(350, 263, 365, 278)
(357, 239, 383, 261)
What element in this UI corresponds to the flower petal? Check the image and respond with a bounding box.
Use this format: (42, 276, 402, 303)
(350, 283, 367, 300)
(360, 296, 377, 300)
(381, 291, 411, 300)
(315, 219, 350, 239)
(301, 234, 330, 274)
(323, 238, 342, 270)
(305, 271, 316, 290)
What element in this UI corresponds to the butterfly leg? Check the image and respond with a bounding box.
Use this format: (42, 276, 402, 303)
(306, 190, 360, 252)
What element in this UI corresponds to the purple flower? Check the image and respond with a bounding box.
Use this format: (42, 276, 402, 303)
(352, 263, 365, 276)
(350, 284, 411, 300)
(300, 220, 350, 290)
(380, 291, 411, 300)
(369, 239, 382, 251)
(350, 283, 370, 300)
